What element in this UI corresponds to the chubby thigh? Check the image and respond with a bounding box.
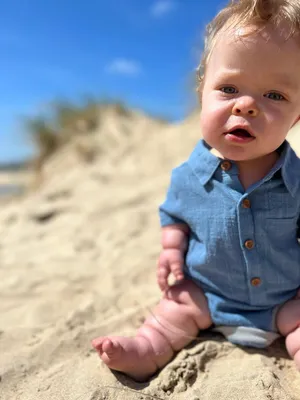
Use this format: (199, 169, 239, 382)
(144, 279, 212, 352)
(276, 297, 300, 336)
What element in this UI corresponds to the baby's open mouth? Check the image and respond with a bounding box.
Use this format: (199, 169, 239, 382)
(226, 128, 253, 138)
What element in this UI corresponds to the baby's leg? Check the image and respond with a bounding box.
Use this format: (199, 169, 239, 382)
(92, 280, 212, 381)
(276, 298, 300, 369)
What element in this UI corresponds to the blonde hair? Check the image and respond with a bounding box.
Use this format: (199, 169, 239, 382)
(197, 0, 300, 91)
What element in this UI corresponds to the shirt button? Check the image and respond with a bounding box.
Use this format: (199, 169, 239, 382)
(242, 198, 251, 209)
(220, 160, 232, 171)
(245, 239, 254, 249)
(251, 277, 261, 286)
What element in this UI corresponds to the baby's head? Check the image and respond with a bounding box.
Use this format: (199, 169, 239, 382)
(197, 0, 300, 163)
(197, 0, 300, 90)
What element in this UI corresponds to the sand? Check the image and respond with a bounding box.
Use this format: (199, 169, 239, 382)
(1, 108, 300, 400)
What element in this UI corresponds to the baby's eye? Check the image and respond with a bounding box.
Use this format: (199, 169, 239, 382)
(220, 86, 238, 94)
(264, 92, 285, 101)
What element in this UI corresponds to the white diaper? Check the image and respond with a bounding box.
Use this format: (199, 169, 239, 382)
(213, 325, 281, 348)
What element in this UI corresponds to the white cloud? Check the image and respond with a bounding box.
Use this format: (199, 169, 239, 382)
(151, 0, 175, 18)
(105, 58, 142, 76)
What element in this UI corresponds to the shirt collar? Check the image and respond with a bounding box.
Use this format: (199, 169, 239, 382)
(188, 139, 221, 186)
(280, 141, 300, 197)
(188, 139, 300, 197)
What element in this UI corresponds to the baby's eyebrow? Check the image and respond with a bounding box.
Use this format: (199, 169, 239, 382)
(270, 74, 297, 92)
(214, 69, 240, 82)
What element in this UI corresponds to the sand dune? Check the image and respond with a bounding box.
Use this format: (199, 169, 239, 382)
(1, 108, 300, 400)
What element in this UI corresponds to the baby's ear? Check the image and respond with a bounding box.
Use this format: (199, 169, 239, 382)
(196, 77, 204, 106)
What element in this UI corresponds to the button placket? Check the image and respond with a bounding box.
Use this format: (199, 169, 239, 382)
(237, 192, 263, 303)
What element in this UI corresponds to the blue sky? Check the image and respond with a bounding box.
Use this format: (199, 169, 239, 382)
(0, 0, 226, 163)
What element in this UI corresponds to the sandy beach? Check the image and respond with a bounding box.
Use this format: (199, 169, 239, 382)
(1, 108, 300, 400)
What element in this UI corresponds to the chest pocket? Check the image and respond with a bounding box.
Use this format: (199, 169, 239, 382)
(268, 193, 298, 219)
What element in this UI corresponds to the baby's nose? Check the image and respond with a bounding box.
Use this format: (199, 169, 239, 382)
(232, 98, 259, 117)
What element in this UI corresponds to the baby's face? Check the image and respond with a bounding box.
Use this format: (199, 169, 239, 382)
(200, 24, 300, 162)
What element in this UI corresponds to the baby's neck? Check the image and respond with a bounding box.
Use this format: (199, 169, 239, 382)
(236, 152, 279, 190)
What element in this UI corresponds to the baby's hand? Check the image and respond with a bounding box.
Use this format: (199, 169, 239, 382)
(157, 248, 185, 292)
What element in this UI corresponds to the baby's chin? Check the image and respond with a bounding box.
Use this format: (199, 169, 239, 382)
(219, 149, 279, 164)
(210, 146, 257, 162)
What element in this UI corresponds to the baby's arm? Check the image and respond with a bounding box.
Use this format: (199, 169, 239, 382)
(157, 223, 189, 292)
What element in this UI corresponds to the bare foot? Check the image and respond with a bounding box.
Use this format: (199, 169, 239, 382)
(92, 281, 212, 381)
(92, 335, 159, 381)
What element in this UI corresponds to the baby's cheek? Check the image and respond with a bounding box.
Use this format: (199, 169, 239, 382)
(200, 111, 220, 143)
(201, 100, 225, 127)
(200, 108, 212, 131)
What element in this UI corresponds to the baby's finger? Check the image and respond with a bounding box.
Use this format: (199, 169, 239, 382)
(157, 263, 170, 291)
(170, 261, 184, 281)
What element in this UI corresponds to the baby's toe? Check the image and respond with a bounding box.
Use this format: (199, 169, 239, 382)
(102, 339, 121, 358)
(91, 337, 106, 354)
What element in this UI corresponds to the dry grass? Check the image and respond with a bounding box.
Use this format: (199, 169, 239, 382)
(24, 97, 172, 187)
(25, 98, 130, 170)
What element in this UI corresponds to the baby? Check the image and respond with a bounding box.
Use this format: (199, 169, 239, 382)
(92, 0, 300, 381)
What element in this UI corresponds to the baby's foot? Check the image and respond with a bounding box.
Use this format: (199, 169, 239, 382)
(92, 336, 158, 381)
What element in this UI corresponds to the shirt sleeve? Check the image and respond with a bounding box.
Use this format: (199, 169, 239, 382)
(159, 166, 187, 227)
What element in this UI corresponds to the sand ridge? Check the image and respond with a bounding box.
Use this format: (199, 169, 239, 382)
(1, 108, 300, 399)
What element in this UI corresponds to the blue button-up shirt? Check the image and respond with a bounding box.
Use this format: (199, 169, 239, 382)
(159, 139, 300, 331)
